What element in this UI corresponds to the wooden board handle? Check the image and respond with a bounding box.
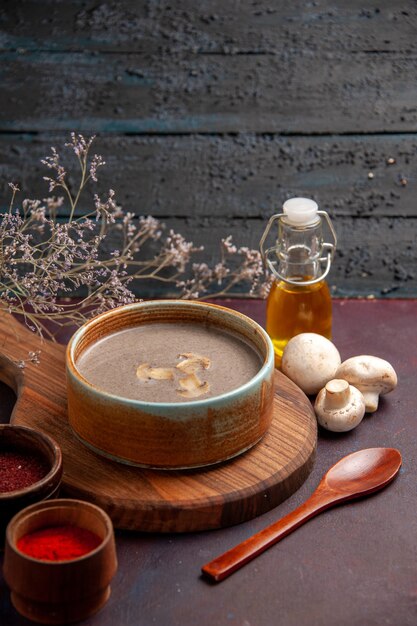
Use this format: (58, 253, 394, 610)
(0, 352, 23, 395)
(0, 314, 67, 426)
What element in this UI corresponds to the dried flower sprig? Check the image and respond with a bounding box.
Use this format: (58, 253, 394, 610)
(1, 134, 267, 340)
(178, 236, 272, 300)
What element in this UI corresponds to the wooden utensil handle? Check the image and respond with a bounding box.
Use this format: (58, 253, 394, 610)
(202, 490, 332, 582)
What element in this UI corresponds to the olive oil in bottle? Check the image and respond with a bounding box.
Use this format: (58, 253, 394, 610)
(260, 198, 337, 367)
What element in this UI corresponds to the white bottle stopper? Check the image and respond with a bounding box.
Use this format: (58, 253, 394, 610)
(283, 197, 319, 226)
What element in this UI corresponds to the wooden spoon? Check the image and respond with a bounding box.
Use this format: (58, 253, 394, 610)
(202, 447, 402, 583)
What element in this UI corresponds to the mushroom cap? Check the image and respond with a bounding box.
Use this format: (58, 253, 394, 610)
(335, 355, 397, 413)
(281, 333, 341, 395)
(336, 355, 397, 395)
(314, 379, 366, 432)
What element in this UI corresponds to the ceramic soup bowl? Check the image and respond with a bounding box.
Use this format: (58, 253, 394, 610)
(66, 300, 275, 469)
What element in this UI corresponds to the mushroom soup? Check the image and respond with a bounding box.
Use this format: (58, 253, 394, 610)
(76, 322, 263, 403)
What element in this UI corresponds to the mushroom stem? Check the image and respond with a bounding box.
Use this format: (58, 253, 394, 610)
(314, 379, 366, 432)
(361, 391, 380, 413)
(323, 379, 350, 410)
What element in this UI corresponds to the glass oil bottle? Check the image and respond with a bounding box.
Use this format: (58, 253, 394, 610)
(260, 198, 337, 367)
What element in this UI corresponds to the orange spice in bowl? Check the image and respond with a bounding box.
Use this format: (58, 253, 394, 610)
(17, 524, 102, 561)
(3, 499, 118, 624)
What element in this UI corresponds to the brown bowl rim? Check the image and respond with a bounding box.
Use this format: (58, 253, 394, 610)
(66, 299, 274, 408)
(0, 425, 62, 500)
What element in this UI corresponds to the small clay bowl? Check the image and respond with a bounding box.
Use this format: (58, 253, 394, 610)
(66, 300, 275, 469)
(3, 498, 118, 624)
(0, 425, 62, 535)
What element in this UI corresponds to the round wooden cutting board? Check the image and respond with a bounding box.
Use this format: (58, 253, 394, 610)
(1, 314, 317, 533)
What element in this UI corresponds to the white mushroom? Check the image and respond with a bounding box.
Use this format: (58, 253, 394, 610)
(177, 372, 210, 398)
(136, 363, 174, 381)
(281, 333, 341, 395)
(314, 379, 366, 432)
(176, 353, 211, 374)
(335, 355, 397, 413)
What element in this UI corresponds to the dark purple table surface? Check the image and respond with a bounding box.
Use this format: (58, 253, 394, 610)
(1, 299, 416, 626)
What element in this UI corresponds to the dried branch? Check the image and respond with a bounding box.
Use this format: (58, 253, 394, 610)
(1, 134, 268, 339)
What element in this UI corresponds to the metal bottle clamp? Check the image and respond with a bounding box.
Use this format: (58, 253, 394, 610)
(260, 211, 337, 286)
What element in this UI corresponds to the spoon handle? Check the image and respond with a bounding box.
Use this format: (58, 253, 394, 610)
(202, 488, 333, 583)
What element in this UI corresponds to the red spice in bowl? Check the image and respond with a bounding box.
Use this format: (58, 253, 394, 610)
(17, 524, 102, 561)
(0, 425, 63, 535)
(0, 450, 49, 493)
(4, 499, 118, 624)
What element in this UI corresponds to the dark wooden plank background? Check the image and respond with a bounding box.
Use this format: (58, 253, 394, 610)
(0, 1, 416, 297)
